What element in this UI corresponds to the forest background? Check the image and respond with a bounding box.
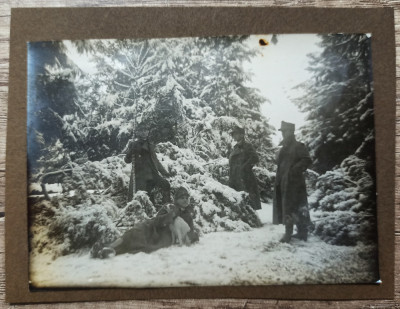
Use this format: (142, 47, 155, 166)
(27, 34, 377, 263)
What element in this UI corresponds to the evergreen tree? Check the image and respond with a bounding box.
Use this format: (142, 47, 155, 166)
(295, 34, 374, 174)
(27, 41, 83, 174)
(180, 36, 275, 169)
(60, 37, 275, 166)
(29, 36, 277, 205)
(296, 34, 377, 247)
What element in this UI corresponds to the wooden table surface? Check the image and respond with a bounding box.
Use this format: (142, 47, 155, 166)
(1, 0, 399, 308)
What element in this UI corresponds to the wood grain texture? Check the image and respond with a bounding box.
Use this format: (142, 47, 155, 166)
(1, 0, 399, 307)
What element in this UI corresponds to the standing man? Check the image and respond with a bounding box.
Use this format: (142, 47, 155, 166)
(124, 136, 171, 204)
(273, 121, 312, 243)
(229, 125, 261, 210)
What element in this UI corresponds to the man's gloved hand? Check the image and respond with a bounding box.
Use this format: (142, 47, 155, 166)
(299, 206, 308, 217)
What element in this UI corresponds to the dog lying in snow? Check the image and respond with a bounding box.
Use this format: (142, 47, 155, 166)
(169, 216, 191, 246)
(91, 210, 176, 258)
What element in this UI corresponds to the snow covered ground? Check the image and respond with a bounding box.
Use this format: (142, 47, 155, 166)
(29, 203, 379, 288)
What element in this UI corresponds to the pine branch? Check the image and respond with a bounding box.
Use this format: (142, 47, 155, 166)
(114, 80, 130, 88)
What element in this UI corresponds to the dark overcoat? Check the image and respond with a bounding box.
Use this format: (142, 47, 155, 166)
(273, 136, 312, 224)
(125, 139, 169, 198)
(229, 140, 261, 210)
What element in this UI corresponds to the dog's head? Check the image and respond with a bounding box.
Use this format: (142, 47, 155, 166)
(158, 210, 176, 227)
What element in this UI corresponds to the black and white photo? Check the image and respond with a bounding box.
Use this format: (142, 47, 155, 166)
(27, 34, 379, 288)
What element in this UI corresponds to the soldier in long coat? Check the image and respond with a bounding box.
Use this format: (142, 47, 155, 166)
(229, 126, 261, 210)
(125, 137, 171, 203)
(273, 121, 312, 243)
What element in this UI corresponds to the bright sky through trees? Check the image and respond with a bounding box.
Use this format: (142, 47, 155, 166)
(244, 34, 322, 144)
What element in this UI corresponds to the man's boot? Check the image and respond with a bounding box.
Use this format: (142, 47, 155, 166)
(292, 231, 308, 241)
(293, 224, 308, 241)
(99, 247, 116, 259)
(280, 216, 294, 243)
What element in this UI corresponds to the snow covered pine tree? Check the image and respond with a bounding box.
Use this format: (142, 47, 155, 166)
(295, 34, 378, 247)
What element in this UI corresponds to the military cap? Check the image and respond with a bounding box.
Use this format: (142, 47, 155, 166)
(278, 121, 295, 132)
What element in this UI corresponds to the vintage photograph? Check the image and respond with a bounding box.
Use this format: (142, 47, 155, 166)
(27, 34, 379, 288)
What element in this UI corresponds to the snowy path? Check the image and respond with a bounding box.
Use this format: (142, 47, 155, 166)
(30, 204, 378, 288)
